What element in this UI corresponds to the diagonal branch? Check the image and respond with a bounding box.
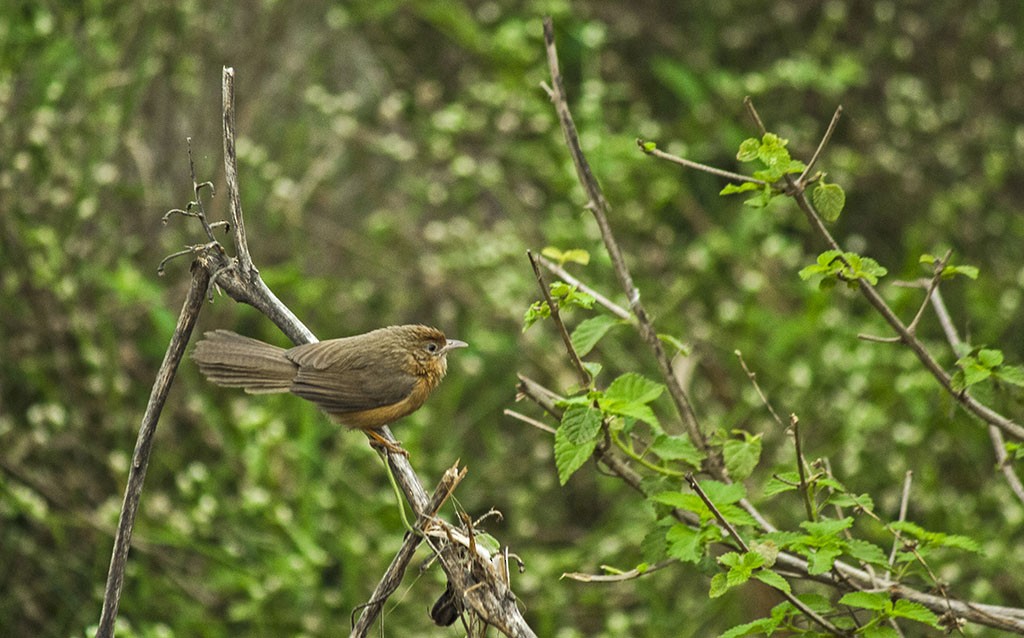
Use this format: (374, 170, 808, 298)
(542, 17, 712, 468)
(96, 263, 211, 638)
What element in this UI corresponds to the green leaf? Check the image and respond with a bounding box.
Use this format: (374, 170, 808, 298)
(977, 348, 1004, 368)
(945, 264, 979, 279)
(665, 523, 705, 563)
(561, 248, 591, 265)
(719, 181, 761, 196)
(891, 599, 941, 627)
(763, 472, 800, 496)
(570, 315, 620, 357)
(812, 180, 845, 222)
(708, 572, 730, 598)
(522, 300, 550, 331)
(554, 426, 597, 485)
(845, 539, 889, 567)
(806, 546, 843, 574)
(605, 372, 665, 405)
(753, 569, 791, 594)
(719, 617, 780, 638)
(839, 591, 890, 611)
(723, 432, 762, 480)
(996, 365, 1024, 387)
(736, 137, 761, 162)
(650, 434, 705, 467)
(699, 480, 748, 505)
(560, 405, 602, 444)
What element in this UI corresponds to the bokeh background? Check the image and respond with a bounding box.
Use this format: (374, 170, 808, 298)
(3, 1, 1024, 636)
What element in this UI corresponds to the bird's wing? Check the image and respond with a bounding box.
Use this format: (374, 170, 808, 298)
(285, 339, 416, 414)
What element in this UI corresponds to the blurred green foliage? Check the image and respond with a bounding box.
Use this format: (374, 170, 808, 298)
(2, 1, 1024, 636)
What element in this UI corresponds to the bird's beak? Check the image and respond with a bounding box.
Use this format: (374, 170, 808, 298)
(444, 338, 468, 353)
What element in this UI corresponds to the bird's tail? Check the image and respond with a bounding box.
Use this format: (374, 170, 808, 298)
(192, 330, 296, 394)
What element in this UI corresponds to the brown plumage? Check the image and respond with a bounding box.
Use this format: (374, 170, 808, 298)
(192, 326, 467, 445)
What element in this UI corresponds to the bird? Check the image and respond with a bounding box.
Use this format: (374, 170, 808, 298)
(191, 325, 467, 454)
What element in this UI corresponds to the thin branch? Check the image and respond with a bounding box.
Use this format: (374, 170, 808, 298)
(790, 414, 816, 523)
(562, 559, 674, 583)
(906, 250, 952, 334)
(528, 250, 591, 388)
(735, 350, 784, 428)
(888, 471, 913, 573)
(96, 264, 211, 638)
(504, 408, 557, 435)
(542, 17, 711, 466)
(536, 253, 631, 321)
(636, 138, 768, 186)
(797, 105, 843, 185)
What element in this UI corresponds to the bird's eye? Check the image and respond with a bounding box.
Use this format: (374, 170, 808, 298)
(425, 342, 439, 353)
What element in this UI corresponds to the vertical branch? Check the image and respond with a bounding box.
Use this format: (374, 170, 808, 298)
(221, 67, 253, 276)
(541, 17, 711, 464)
(96, 264, 211, 638)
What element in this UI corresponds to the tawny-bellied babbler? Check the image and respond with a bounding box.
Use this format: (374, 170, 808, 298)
(192, 326, 467, 453)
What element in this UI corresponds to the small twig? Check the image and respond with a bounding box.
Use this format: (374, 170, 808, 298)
(906, 250, 953, 335)
(504, 409, 557, 435)
(790, 414, 816, 522)
(562, 559, 673, 583)
(735, 350, 784, 428)
(536, 253, 631, 321)
(636, 138, 768, 186)
(797, 105, 843, 186)
(888, 471, 913, 573)
(528, 250, 591, 388)
(96, 264, 211, 638)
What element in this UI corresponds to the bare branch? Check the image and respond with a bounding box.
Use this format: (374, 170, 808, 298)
(536, 253, 631, 321)
(563, 560, 673, 583)
(96, 264, 211, 638)
(636, 138, 767, 186)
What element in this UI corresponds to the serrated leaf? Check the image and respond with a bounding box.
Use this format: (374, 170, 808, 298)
(570, 315, 619, 357)
(605, 372, 665, 405)
(753, 570, 791, 594)
(801, 517, 854, 538)
(845, 539, 889, 566)
(736, 138, 761, 162)
(863, 626, 899, 638)
(763, 475, 799, 496)
(650, 434, 705, 467)
(699, 480, 748, 505)
(945, 264, 979, 279)
(812, 181, 846, 222)
(719, 617, 780, 638)
(709, 572, 730, 598)
(891, 600, 941, 626)
(807, 546, 843, 574)
(723, 433, 762, 480)
(554, 426, 597, 485)
(560, 405, 602, 444)
(665, 523, 704, 563)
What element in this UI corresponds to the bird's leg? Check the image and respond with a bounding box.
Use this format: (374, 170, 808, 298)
(367, 429, 409, 457)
